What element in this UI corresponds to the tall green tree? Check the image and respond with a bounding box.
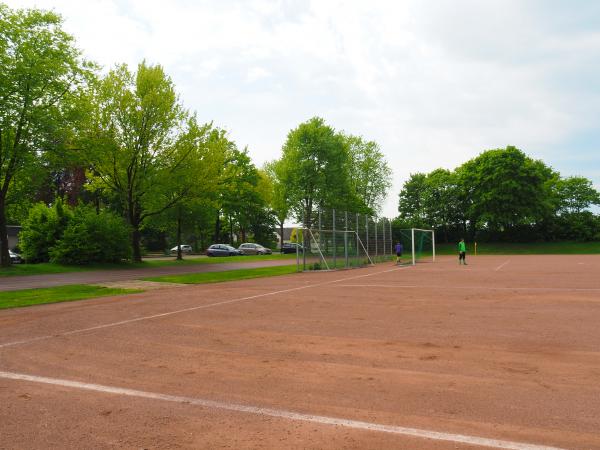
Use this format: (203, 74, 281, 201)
(0, 5, 90, 265)
(83, 62, 199, 262)
(458, 146, 556, 235)
(345, 134, 392, 214)
(278, 117, 353, 227)
(554, 176, 600, 214)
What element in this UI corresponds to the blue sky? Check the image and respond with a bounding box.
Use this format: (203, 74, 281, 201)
(8, 0, 600, 217)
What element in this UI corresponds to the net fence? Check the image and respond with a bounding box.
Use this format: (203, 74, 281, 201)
(295, 209, 394, 271)
(398, 228, 435, 264)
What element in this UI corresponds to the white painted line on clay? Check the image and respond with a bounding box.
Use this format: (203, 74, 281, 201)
(0, 370, 564, 450)
(0, 265, 408, 349)
(494, 260, 511, 272)
(337, 284, 600, 292)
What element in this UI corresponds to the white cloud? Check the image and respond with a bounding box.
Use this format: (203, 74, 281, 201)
(7, 0, 600, 217)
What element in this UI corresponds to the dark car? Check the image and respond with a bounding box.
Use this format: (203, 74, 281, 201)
(280, 243, 304, 254)
(206, 244, 242, 257)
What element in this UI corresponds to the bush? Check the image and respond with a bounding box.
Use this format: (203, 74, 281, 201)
(49, 206, 131, 264)
(20, 200, 72, 263)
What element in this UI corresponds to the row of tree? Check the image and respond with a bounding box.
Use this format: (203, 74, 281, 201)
(0, 5, 392, 266)
(397, 146, 600, 242)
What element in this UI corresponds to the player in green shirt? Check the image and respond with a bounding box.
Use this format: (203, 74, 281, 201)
(458, 238, 467, 265)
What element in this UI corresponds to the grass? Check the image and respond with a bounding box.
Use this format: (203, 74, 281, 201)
(144, 264, 298, 284)
(0, 284, 142, 310)
(0, 253, 296, 278)
(435, 240, 600, 255)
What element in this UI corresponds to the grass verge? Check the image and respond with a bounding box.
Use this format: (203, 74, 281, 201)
(435, 241, 600, 255)
(0, 253, 296, 278)
(0, 285, 143, 310)
(144, 264, 298, 284)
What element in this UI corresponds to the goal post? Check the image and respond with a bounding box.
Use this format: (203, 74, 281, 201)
(399, 228, 435, 265)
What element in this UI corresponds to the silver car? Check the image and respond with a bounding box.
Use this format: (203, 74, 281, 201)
(238, 243, 272, 255)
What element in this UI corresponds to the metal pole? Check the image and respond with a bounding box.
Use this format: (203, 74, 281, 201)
(411, 228, 416, 265)
(432, 230, 436, 262)
(382, 218, 386, 260)
(344, 211, 349, 268)
(356, 213, 360, 264)
(332, 209, 336, 269)
(389, 220, 393, 257)
(318, 208, 322, 254)
(302, 211, 306, 270)
(365, 214, 369, 261)
(375, 218, 378, 259)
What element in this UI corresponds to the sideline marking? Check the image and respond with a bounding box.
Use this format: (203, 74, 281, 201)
(0, 265, 407, 349)
(495, 260, 511, 272)
(0, 370, 564, 450)
(337, 284, 600, 292)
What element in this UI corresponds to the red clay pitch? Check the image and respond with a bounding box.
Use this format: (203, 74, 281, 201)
(1, 255, 599, 449)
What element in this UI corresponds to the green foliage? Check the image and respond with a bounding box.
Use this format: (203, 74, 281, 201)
(20, 200, 72, 262)
(0, 4, 93, 266)
(49, 206, 130, 264)
(397, 146, 600, 242)
(345, 134, 392, 214)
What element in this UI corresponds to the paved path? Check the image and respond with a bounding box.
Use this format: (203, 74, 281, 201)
(0, 259, 295, 292)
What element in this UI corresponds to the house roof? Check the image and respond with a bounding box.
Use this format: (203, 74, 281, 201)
(7, 226, 21, 237)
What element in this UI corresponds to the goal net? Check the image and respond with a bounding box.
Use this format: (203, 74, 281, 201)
(301, 229, 373, 270)
(398, 228, 435, 265)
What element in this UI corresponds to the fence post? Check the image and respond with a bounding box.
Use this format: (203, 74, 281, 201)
(302, 210, 306, 270)
(382, 218, 386, 260)
(318, 208, 322, 257)
(389, 220, 393, 257)
(365, 214, 369, 261)
(356, 213, 360, 263)
(375, 218, 378, 260)
(344, 211, 349, 268)
(332, 209, 336, 269)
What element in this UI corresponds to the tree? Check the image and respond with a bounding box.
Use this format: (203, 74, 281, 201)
(83, 62, 200, 262)
(344, 134, 392, 214)
(457, 146, 556, 235)
(278, 117, 353, 227)
(554, 176, 600, 214)
(0, 5, 91, 266)
(264, 161, 290, 250)
(397, 173, 428, 225)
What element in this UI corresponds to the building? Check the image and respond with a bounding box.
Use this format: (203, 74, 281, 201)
(4, 226, 22, 251)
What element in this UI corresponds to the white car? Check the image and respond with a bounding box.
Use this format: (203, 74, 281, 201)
(170, 244, 193, 254)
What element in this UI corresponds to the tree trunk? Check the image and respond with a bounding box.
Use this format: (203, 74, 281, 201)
(131, 226, 142, 263)
(0, 197, 10, 267)
(214, 211, 220, 243)
(176, 209, 182, 260)
(279, 221, 284, 251)
(229, 215, 233, 244)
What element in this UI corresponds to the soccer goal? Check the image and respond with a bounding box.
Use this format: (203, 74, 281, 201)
(399, 228, 435, 265)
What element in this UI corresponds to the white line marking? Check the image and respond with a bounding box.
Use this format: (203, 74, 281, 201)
(337, 284, 600, 292)
(0, 370, 564, 450)
(0, 266, 407, 349)
(495, 260, 510, 272)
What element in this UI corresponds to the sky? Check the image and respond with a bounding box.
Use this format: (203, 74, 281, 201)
(7, 0, 600, 218)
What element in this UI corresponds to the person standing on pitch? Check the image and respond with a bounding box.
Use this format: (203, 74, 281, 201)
(458, 238, 467, 265)
(395, 241, 403, 265)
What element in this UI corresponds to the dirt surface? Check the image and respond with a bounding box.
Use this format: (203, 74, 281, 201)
(0, 258, 294, 292)
(1, 255, 599, 449)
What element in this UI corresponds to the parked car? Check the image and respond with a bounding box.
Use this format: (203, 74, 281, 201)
(170, 244, 193, 254)
(238, 243, 272, 255)
(206, 244, 242, 257)
(9, 250, 22, 264)
(280, 243, 304, 254)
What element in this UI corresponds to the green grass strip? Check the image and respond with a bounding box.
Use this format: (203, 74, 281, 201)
(435, 241, 600, 255)
(144, 264, 298, 284)
(0, 253, 296, 278)
(0, 285, 143, 310)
